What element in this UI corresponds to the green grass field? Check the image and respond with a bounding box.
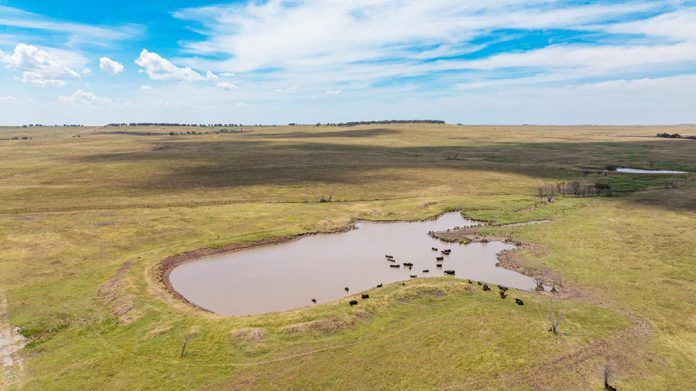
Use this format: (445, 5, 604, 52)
(1, 124, 695, 390)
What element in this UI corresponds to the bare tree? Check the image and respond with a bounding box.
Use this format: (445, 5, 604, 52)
(180, 327, 201, 358)
(548, 272, 562, 293)
(603, 362, 617, 390)
(547, 309, 563, 334)
(534, 277, 545, 291)
(180, 333, 193, 358)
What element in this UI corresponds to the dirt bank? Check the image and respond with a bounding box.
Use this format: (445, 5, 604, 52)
(155, 224, 357, 313)
(431, 219, 581, 299)
(1, 292, 27, 389)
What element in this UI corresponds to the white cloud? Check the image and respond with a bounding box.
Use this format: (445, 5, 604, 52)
(0, 96, 18, 104)
(577, 74, 696, 93)
(174, 1, 658, 74)
(134, 49, 214, 82)
(601, 9, 696, 42)
(169, 0, 696, 102)
(217, 81, 238, 90)
(0, 43, 82, 86)
(58, 89, 111, 105)
(0, 5, 141, 46)
(99, 56, 124, 75)
(276, 85, 298, 94)
(3, 1, 696, 125)
(460, 43, 696, 72)
(205, 70, 219, 81)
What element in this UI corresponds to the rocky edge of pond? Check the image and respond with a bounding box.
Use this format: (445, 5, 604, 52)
(430, 219, 581, 299)
(155, 212, 571, 315)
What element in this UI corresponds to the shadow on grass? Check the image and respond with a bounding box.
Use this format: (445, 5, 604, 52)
(238, 128, 400, 139)
(75, 132, 696, 209)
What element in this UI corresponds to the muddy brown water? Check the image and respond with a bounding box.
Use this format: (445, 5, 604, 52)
(169, 212, 538, 316)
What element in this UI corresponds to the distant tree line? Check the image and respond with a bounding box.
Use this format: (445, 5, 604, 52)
(538, 181, 614, 202)
(102, 128, 251, 137)
(1, 136, 33, 140)
(167, 128, 251, 136)
(21, 124, 83, 127)
(656, 132, 696, 140)
(106, 123, 243, 127)
(311, 120, 446, 127)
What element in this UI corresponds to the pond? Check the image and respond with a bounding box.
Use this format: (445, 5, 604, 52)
(169, 212, 538, 316)
(614, 167, 687, 174)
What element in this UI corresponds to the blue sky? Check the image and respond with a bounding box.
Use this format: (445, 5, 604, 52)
(1, 0, 696, 125)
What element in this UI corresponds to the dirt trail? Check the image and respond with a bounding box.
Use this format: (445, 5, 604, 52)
(0, 292, 26, 390)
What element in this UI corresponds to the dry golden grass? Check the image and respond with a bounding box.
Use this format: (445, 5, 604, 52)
(1, 123, 695, 390)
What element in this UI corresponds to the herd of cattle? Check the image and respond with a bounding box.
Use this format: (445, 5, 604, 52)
(311, 246, 526, 307)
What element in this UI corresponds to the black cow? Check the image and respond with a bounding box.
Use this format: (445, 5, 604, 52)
(410, 275, 417, 278)
(390, 264, 400, 268)
(422, 269, 429, 273)
(311, 298, 317, 304)
(376, 283, 383, 288)
(431, 247, 438, 251)
(499, 291, 507, 299)
(444, 270, 455, 275)
(403, 262, 414, 267)
(436, 264, 443, 268)
(515, 298, 524, 306)
(436, 256, 444, 261)
(344, 287, 350, 293)
(361, 294, 369, 299)
(349, 300, 358, 306)
(482, 284, 491, 291)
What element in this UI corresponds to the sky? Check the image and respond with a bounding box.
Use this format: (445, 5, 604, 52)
(1, 0, 695, 125)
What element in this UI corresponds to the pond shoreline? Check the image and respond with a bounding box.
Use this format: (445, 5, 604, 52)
(430, 219, 579, 298)
(156, 210, 477, 315)
(156, 225, 356, 314)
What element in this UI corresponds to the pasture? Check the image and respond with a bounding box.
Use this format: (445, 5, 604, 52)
(1, 123, 695, 390)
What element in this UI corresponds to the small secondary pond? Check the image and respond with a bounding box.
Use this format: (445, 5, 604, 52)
(169, 212, 538, 316)
(614, 167, 688, 174)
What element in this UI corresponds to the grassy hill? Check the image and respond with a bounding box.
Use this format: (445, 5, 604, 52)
(1, 124, 695, 390)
